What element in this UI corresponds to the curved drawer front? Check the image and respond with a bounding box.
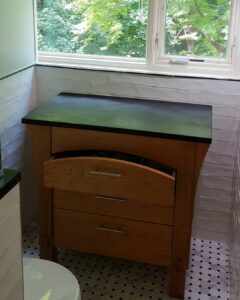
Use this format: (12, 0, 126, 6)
(54, 209, 173, 266)
(44, 157, 175, 207)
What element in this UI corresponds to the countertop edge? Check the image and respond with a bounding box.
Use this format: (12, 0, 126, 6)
(0, 169, 21, 200)
(22, 118, 212, 144)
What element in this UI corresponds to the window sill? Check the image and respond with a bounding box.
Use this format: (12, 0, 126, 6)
(37, 54, 240, 81)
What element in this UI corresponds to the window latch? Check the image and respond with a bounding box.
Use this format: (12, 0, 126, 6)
(155, 33, 160, 49)
(231, 36, 237, 59)
(169, 58, 189, 65)
(169, 58, 205, 65)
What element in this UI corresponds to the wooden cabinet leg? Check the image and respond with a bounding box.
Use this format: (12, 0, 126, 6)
(168, 142, 195, 299)
(39, 234, 57, 261)
(27, 125, 56, 261)
(37, 187, 56, 261)
(168, 142, 209, 299)
(169, 260, 186, 299)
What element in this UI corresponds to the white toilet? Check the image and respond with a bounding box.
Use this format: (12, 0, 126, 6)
(23, 258, 81, 300)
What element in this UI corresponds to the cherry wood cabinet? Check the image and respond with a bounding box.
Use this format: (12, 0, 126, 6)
(22, 93, 212, 299)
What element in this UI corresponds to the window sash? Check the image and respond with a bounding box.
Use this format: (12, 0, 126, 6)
(155, 0, 236, 64)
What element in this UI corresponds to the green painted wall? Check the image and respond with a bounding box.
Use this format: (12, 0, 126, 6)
(0, 0, 35, 79)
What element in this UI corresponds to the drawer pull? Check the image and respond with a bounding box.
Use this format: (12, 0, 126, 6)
(96, 195, 126, 202)
(95, 226, 125, 234)
(89, 171, 122, 177)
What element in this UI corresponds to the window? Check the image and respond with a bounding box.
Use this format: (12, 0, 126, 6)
(37, 0, 240, 78)
(37, 0, 148, 58)
(163, 0, 232, 59)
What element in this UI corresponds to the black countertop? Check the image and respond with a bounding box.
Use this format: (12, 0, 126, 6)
(22, 93, 212, 143)
(0, 169, 21, 200)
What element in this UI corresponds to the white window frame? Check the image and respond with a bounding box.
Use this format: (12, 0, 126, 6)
(37, 0, 240, 79)
(151, 0, 240, 77)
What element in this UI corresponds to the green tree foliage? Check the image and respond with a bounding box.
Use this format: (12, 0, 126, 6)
(165, 0, 231, 58)
(38, 0, 232, 59)
(38, 0, 148, 57)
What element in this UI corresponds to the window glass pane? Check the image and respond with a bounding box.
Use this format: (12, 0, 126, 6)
(37, 0, 148, 58)
(164, 0, 232, 58)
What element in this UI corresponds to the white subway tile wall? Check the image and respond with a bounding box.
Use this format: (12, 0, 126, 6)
(0, 68, 37, 225)
(36, 66, 240, 243)
(0, 68, 36, 167)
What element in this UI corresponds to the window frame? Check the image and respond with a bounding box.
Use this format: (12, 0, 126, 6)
(37, 0, 240, 79)
(156, 0, 236, 63)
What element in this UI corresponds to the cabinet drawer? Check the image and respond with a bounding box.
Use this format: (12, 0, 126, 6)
(53, 209, 173, 266)
(44, 157, 175, 207)
(53, 190, 174, 225)
(51, 127, 179, 168)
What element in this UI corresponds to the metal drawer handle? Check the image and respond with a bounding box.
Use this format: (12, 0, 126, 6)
(96, 195, 126, 202)
(95, 226, 125, 234)
(89, 171, 122, 177)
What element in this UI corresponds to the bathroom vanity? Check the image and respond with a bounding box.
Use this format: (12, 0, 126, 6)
(0, 169, 23, 300)
(22, 93, 212, 299)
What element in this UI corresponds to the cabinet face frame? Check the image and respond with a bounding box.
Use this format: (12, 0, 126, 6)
(27, 125, 209, 299)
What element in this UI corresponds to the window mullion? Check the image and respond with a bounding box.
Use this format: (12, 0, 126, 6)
(146, 0, 164, 66)
(156, 0, 166, 62)
(230, 1, 240, 67)
(233, 1, 240, 75)
(148, 0, 167, 64)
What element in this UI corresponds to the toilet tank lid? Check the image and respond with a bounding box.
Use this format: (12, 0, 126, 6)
(23, 258, 81, 300)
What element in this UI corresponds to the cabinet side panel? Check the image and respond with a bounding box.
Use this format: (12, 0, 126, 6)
(0, 184, 24, 300)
